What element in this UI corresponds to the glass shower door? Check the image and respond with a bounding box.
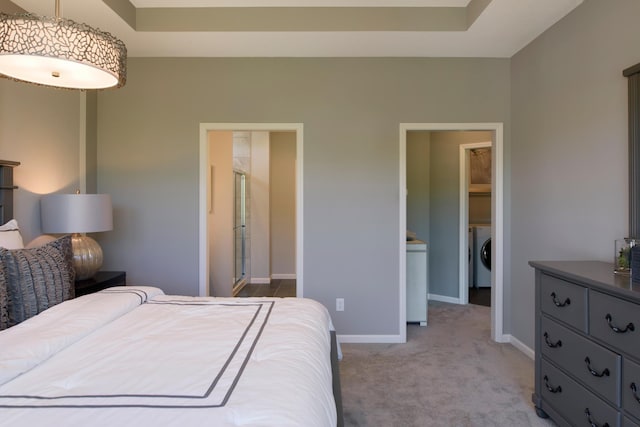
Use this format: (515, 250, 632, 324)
(233, 171, 246, 288)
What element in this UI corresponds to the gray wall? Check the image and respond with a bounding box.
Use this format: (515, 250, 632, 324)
(510, 0, 640, 348)
(429, 131, 492, 298)
(85, 91, 99, 194)
(270, 131, 296, 277)
(406, 131, 430, 245)
(250, 132, 271, 283)
(0, 80, 82, 243)
(97, 58, 510, 336)
(208, 131, 234, 297)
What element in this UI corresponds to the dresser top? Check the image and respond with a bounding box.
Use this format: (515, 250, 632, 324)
(529, 260, 640, 301)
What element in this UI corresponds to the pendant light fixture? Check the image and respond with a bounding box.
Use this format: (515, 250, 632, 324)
(0, 0, 126, 90)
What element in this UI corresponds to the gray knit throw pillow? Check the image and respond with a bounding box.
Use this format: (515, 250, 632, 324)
(0, 265, 7, 331)
(1, 235, 75, 328)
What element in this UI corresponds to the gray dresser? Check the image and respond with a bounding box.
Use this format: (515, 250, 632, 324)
(530, 261, 640, 427)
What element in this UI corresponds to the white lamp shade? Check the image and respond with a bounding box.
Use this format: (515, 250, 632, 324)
(41, 194, 113, 234)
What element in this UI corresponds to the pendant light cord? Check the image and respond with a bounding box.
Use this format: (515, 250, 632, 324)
(55, 0, 61, 19)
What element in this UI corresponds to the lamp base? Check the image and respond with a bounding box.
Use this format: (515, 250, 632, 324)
(71, 234, 103, 280)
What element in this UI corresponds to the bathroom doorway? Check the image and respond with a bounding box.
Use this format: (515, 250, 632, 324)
(198, 123, 304, 298)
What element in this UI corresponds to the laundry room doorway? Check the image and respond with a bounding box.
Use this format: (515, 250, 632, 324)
(400, 123, 506, 343)
(460, 141, 492, 308)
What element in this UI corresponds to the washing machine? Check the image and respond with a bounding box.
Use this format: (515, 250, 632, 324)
(473, 226, 491, 288)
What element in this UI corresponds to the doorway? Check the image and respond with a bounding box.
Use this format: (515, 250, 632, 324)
(460, 141, 492, 308)
(400, 123, 505, 343)
(198, 123, 304, 298)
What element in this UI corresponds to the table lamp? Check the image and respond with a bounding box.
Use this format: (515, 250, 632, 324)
(40, 193, 113, 280)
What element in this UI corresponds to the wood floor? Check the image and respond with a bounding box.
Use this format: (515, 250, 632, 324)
(235, 279, 296, 297)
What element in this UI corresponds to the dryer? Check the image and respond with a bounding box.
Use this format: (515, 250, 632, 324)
(473, 226, 491, 288)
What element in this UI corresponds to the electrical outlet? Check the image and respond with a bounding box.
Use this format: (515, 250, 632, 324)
(336, 298, 344, 312)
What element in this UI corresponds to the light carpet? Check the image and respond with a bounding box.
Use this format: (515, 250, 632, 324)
(338, 301, 557, 427)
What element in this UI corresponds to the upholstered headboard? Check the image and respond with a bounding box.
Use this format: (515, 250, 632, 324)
(0, 160, 20, 225)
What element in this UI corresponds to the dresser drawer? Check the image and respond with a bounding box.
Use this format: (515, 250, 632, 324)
(541, 359, 621, 427)
(540, 274, 588, 332)
(623, 359, 640, 421)
(624, 417, 640, 427)
(541, 315, 621, 405)
(590, 291, 640, 356)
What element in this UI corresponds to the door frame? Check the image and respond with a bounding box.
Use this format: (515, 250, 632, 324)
(198, 123, 304, 297)
(400, 123, 505, 343)
(459, 141, 492, 305)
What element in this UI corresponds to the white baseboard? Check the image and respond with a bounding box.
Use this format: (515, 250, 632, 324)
(337, 334, 405, 344)
(505, 334, 535, 359)
(271, 274, 296, 280)
(495, 333, 510, 344)
(428, 293, 462, 305)
(249, 278, 271, 284)
(338, 331, 535, 359)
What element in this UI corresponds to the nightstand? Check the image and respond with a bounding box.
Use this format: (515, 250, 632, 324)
(75, 271, 126, 296)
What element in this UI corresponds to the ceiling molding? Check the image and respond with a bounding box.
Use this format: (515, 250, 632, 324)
(466, 0, 491, 26)
(6, 0, 584, 58)
(137, 7, 467, 32)
(130, 0, 472, 6)
(103, 0, 491, 32)
(102, 0, 136, 28)
(0, 0, 26, 14)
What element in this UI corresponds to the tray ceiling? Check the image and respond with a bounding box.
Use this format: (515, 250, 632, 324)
(5, 0, 583, 57)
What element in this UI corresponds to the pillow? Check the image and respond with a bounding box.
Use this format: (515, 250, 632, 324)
(0, 265, 7, 331)
(0, 235, 75, 328)
(0, 219, 24, 249)
(25, 234, 56, 249)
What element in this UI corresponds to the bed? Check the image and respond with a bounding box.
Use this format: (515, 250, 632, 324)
(0, 161, 344, 427)
(0, 287, 342, 426)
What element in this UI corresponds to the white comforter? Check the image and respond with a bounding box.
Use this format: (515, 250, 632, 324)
(0, 287, 337, 427)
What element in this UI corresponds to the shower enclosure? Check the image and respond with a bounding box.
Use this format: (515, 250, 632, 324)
(233, 171, 247, 292)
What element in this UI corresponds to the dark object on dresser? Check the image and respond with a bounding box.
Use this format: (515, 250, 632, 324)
(75, 271, 126, 296)
(530, 260, 640, 427)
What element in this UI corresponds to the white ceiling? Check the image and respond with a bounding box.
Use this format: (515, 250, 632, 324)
(8, 0, 584, 58)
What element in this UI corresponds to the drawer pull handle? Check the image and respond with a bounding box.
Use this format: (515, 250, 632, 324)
(631, 383, 640, 404)
(543, 375, 562, 393)
(543, 332, 562, 348)
(605, 313, 635, 333)
(584, 357, 610, 377)
(550, 292, 570, 307)
(584, 408, 609, 427)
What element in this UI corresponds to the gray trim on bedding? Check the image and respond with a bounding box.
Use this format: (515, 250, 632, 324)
(0, 300, 275, 409)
